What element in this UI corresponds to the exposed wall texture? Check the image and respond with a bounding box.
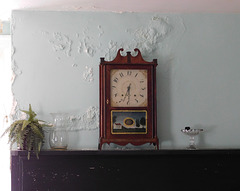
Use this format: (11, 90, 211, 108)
(12, 11, 240, 149)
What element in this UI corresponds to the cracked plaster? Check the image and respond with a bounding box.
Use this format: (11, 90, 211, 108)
(67, 106, 99, 131)
(10, 13, 185, 124)
(10, 11, 186, 149)
(39, 15, 184, 61)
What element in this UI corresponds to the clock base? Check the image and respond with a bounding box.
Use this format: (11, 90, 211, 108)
(99, 138, 159, 150)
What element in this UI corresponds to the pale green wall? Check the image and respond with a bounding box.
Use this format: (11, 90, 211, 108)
(12, 11, 240, 149)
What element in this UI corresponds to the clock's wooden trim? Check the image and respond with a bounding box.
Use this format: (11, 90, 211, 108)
(100, 48, 158, 65)
(99, 138, 159, 147)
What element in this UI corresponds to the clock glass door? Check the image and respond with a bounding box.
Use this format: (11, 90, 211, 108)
(110, 69, 148, 107)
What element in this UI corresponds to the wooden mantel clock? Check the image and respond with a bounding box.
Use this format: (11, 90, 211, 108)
(99, 48, 159, 150)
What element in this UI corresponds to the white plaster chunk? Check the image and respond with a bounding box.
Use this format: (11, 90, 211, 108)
(83, 66, 94, 82)
(11, 73, 16, 84)
(11, 16, 16, 33)
(98, 25, 104, 37)
(77, 37, 97, 57)
(67, 106, 99, 131)
(9, 98, 18, 121)
(46, 32, 73, 57)
(11, 60, 22, 85)
(9, 100, 31, 122)
(11, 45, 15, 59)
(76, 27, 100, 57)
(104, 40, 123, 61)
(41, 31, 50, 36)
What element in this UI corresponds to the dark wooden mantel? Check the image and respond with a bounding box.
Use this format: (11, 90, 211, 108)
(11, 149, 240, 191)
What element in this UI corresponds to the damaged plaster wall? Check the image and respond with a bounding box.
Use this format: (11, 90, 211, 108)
(0, 35, 11, 191)
(11, 11, 240, 149)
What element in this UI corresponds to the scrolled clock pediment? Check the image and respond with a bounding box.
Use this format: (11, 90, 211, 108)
(100, 48, 157, 65)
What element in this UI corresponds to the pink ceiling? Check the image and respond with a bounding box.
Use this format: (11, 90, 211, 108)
(1, 0, 240, 19)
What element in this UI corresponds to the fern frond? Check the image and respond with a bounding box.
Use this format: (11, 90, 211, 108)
(27, 151, 31, 160)
(28, 132, 34, 151)
(21, 104, 37, 122)
(33, 138, 41, 159)
(1, 126, 11, 138)
(30, 124, 44, 139)
(21, 120, 30, 131)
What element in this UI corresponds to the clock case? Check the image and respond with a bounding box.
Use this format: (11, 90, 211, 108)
(99, 48, 159, 150)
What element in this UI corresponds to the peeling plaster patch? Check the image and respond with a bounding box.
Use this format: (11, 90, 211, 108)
(10, 101, 32, 122)
(11, 16, 16, 33)
(68, 106, 99, 131)
(104, 40, 145, 61)
(127, 16, 172, 56)
(104, 40, 124, 61)
(77, 36, 98, 57)
(12, 60, 22, 76)
(11, 46, 15, 59)
(77, 41, 83, 54)
(11, 60, 22, 86)
(10, 44, 19, 85)
(45, 32, 73, 57)
(41, 31, 50, 36)
(83, 66, 94, 82)
(103, 16, 172, 60)
(98, 25, 104, 37)
(11, 73, 16, 85)
(103, 40, 141, 61)
(9, 98, 20, 121)
(102, 15, 185, 62)
(76, 27, 100, 57)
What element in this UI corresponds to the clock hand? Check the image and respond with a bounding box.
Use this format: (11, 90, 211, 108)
(122, 88, 129, 102)
(127, 83, 131, 105)
(123, 83, 131, 102)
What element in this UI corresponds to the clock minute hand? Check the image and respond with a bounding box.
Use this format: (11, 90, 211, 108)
(127, 83, 131, 105)
(123, 83, 131, 102)
(122, 87, 129, 102)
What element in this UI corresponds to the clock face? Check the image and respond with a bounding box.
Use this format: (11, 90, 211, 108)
(110, 69, 148, 107)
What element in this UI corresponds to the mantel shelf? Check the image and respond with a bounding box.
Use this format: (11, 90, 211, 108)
(11, 148, 240, 191)
(11, 148, 240, 157)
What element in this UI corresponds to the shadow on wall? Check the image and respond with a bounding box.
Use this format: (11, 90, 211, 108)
(157, 56, 174, 148)
(193, 124, 217, 148)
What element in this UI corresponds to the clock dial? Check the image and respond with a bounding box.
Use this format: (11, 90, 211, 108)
(110, 69, 148, 107)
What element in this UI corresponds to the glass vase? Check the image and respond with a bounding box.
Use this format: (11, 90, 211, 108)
(49, 113, 69, 150)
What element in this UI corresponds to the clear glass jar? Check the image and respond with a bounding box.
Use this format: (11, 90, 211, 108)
(49, 113, 69, 150)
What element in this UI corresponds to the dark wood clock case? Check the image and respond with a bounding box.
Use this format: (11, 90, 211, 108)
(99, 48, 159, 150)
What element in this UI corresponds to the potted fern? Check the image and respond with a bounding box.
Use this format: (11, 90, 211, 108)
(1, 104, 50, 159)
